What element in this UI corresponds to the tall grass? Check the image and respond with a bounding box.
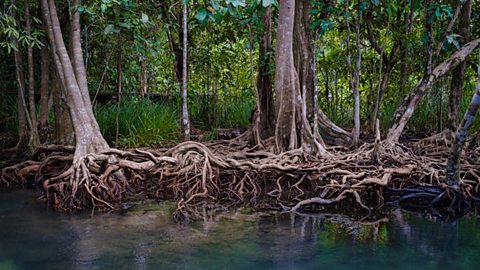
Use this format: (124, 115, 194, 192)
(94, 95, 255, 147)
(95, 97, 180, 147)
(189, 94, 255, 130)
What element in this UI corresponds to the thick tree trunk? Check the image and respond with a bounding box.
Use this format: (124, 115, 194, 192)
(387, 39, 480, 143)
(293, 0, 351, 147)
(253, 6, 275, 142)
(447, 0, 472, 130)
(52, 70, 74, 145)
(24, 0, 40, 147)
(275, 0, 326, 155)
(293, 0, 315, 122)
(181, 2, 190, 141)
(42, 0, 109, 161)
(40, 0, 74, 145)
(446, 56, 480, 186)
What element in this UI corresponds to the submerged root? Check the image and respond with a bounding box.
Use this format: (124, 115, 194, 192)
(1, 134, 479, 221)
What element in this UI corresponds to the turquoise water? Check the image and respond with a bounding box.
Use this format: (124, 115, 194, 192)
(0, 189, 480, 270)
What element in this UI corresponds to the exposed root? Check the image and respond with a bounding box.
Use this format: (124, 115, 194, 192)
(1, 132, 479, 222)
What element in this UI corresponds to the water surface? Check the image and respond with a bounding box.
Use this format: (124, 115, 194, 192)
(0, 189, 479, 269)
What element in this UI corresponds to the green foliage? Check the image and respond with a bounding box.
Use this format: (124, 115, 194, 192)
(95, 97, 181, 147)
(189, 94, 255, 130)
(94, 95, 254, 147)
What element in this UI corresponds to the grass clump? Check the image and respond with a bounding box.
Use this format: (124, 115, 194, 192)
(95, 97, 180, 147)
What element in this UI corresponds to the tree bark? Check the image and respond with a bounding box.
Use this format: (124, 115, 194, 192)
(24, 0, 40, 147)
(10, 0, 29, 156)
(345, 0, 361, 147)
(387, 39, 480, 143)
(40, 0, 74, 145)
(275, 0, 326, 155)
(181, 1, 190, 141)
(252, 6, 275, 142)
(293, 0, 351, 147)
(39, 39, 51, 140)
(446, 55, 480, 186)
(52, 69, 74, 145)
(447, 0, 472, 130)
(41, 0, 109, 161)
(115, 50, 122, 147)
(139, 58, 147, 97)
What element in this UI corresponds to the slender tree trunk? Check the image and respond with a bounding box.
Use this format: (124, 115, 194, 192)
(447, 0, 472, 131)
(370, 65, 391, 130)
(387, 39, 480, 143)
(140, 58, 147, 97)
(275, 0, 326, 155)
(345, 0, 361, 147)
(10, 0, 29, 156)
(446, 55, 480, 186)
(181, 2, 190, 141)
(115, 50, 122, 147)
(39, 40, 51, 140)
(352, 8, 361, 147)
(24, 0, 40, 147)
(42, 0, 109, 161)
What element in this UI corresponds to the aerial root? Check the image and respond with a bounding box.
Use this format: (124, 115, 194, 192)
(0, 136, 478, 221)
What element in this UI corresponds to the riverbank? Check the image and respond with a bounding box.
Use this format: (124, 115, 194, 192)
(1, 133, 479, 222)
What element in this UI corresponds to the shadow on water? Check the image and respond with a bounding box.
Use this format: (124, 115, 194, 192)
(0, 189, 480, 269)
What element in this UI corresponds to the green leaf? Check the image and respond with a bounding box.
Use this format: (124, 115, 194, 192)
(196, 9, 208, 22)
(262, 0, 275, 7)
(231, 0, 246, 7)
(104, 24, 115, 34)
(141, 13, 149, 23)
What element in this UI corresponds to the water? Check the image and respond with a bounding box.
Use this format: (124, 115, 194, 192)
(1, 189, 480, 270)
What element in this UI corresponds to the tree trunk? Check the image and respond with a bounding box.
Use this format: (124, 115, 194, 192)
(252, 6, 275, 142)
(115, 50, 122, 147)
(41, 0, 109, 161)
(140, 58, 147, 97)
(447, 0, 472, 131)
(10, 0, 29, 156)
(345, 0, 361, 147)
(40, 0, 74, 145)
(446, 55, 480, 186)
(24, 0, 40, 147)
(352, 9, 362, 147)
(52, 70, 74, 145)
(387, 39, 480, 143)
(293, 0, 351, 147)
(181, 2, 190, 141)
(39, 39, 51, 140)
(275, 0, 326, 155)
(370, 63, 392, 130)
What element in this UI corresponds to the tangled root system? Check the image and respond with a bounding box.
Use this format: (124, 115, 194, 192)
(1, 133, 479, 222)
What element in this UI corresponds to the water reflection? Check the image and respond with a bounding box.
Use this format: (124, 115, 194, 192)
(0, 190, 479, 269)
